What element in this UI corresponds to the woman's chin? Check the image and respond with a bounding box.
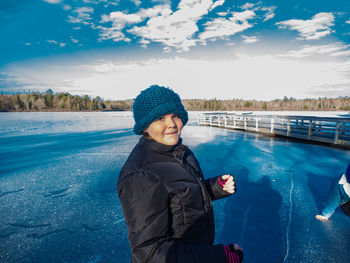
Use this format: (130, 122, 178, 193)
(163, 135, 180, 145)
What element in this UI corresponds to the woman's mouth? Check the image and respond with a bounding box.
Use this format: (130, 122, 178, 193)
(165, 131, 177, 135)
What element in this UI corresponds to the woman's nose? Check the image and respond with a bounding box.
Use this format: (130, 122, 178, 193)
(165, 116, 176, 127)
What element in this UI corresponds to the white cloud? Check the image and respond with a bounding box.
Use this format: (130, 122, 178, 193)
(128, 0, 214, 51)
(68, 16, 82, 24)
(96, 0, 271, 51)
(217, 12, 228, 16)
(43, 0, 62, 4)
(276, 12, 335, 40)
(82, 0, 106, 3)
(68, 7, 94, 25)
(47, 40, 66, 47)
(101, 12, 143, 29)
(63, 5, 72, 11)
(199, 10, 255, 41)
(47, 40, 58, 44)
(241, 3, 255, 10)
(71, 37, 79, 43)
(242, 35, 260, 44)
(281, 43, 350, 58)
(99, 5, 171, 43)
(261, 6, 276, 22)
(330, 50, 350, 57)
(210, 0, 225, 11)
(240, 2, 276, 22)
(130, 0, 142, 6)
(96, 26, 127, 42)
(75, 7, 94, 16)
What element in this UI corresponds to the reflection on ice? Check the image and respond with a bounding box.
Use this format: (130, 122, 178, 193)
(182, 125, 217, 146)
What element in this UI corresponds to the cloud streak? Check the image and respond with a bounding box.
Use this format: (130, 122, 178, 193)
(242, 35, 260, 44)
(276, 12, 334, 40)
(43, 0, 63, 4)
(199, 10, 255, 42)
(281, 43, 350, 58)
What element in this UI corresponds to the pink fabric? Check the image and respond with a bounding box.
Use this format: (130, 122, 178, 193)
(223, 245, 230, 263)
(224, 244, 241, 263)
(218, 177, 227, 187)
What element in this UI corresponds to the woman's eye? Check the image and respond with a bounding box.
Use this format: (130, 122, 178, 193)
(156, 117, 164, 121)
(173, 115, 180, 119)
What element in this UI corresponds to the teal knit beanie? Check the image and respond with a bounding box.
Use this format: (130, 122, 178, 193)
(132, 85, 188, 135)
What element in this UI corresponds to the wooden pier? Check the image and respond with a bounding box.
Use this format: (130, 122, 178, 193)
(199, 113, 350, 148)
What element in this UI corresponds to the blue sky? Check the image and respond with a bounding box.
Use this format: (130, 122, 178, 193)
(1, 0, 350, 100)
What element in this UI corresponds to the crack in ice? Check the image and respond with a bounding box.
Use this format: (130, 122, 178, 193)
(282, 161, 302, 263)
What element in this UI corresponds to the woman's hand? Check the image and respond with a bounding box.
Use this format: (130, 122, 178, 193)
(220, 174, 236, 194)
(315, 214, 328, 221)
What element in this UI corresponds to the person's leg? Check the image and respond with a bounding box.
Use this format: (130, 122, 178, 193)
(340, 201, 350, 216)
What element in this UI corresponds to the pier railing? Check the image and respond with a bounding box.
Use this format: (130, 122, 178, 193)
(199, 113, 350, 148)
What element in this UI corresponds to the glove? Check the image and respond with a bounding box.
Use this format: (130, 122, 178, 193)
(223, 244, 243, 263)
(218, 175, 236, 194)
(218, 176, 228, 187)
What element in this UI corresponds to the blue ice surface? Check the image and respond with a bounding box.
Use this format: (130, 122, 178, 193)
(0, 112, 349, 263)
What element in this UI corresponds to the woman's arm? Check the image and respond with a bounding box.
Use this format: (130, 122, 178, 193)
(117, 171, 228, 263)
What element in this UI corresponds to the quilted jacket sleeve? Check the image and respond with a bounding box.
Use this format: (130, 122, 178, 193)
(117, 171, 227, 263)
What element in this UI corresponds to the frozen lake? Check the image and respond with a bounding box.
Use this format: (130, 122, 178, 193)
(0, 112, 349, 263)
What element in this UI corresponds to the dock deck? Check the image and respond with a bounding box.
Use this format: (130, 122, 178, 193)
(199, 113, 350, 148)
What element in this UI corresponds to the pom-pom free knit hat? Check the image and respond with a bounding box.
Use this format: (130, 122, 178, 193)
(132, 85, 188, 135)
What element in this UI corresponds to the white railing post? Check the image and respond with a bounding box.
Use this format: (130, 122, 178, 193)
(256, 117, 259, 131)
(308, 120, 313, 139)
(271, 118, 274, 133)
(209, 115, 212, 126)
(233, 116, 236, 127)
(244, 117, 247, 130)
(334, 121, 339, 144)
(224, 115, 227, 127)
(287, 118, 291, 136)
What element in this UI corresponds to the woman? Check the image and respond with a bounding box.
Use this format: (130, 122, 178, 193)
(315, 164, 350, 221)
(117, 85, 243, 263)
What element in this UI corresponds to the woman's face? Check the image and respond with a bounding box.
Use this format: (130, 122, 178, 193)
(144, 113, 183, 145)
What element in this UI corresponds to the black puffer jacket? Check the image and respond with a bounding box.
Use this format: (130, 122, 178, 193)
(117, 136, 232, 263)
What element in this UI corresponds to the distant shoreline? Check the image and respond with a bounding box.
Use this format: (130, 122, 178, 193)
(1, 90, 349, 112)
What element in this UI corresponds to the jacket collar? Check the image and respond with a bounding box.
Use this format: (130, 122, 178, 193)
(139, 136, 187, 155)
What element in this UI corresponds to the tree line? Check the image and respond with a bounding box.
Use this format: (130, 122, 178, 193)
(0, 90, 132, 112)
(181, 96, 350, 111)
(0, 90, 349, 112)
